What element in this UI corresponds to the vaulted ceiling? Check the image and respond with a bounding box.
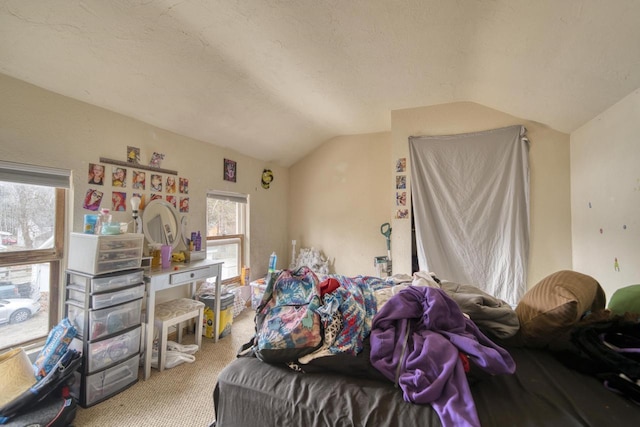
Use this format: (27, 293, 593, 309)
(1, 1, 639, 166)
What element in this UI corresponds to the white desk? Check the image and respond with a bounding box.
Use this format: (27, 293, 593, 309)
(142, 259, 223, 380)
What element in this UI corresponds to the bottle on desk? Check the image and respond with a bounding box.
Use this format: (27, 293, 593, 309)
(268, 252, 277, 273)
(151, 244, 161, 268)
(195, 231, 202, 251)
(241, 266, 250, 285)
(182, 239, 193, 264)
(94, 208, 111, 235)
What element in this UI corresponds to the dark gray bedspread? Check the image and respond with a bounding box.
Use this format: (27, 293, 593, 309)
(213, 346, 640, 427)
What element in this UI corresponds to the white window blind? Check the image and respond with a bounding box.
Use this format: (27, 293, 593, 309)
(207, 190, 247, 204)
(0, 160, 71, 188)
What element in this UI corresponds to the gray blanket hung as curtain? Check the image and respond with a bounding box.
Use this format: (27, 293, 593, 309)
(409, 125, 530, 306)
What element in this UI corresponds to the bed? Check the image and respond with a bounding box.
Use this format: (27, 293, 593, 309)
(212, 270, 640, 427)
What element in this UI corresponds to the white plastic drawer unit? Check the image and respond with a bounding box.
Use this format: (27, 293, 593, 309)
(67, 283, 145, 310)
(68, 232, 144, 275)
(85, 326, 141, 372)
(67, 298, 143, 341)
(71, 354, 139, 407)
(67, 269, 144, 293)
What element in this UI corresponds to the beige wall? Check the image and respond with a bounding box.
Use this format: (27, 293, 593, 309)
(288, 132, 391, 276)
(1, 70, 582, 301)
(290, 102, 573, 288)
(571, 89, 640, 300)
(0, 73, 289, 297)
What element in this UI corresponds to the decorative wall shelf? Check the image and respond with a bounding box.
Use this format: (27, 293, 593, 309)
(99, 157, 177, 175)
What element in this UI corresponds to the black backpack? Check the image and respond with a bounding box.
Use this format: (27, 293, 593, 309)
(568, 317, 640, 404)
(0, 349, 82, 424)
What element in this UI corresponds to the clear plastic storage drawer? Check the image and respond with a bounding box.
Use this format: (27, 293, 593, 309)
(67, 269, 144, 293)
(68, 283, 145, 310)
(72, 354, 139, 407)
(67, 298, 143, 341)
(68, 233, 144, 275)
(85, 326, 141, 372)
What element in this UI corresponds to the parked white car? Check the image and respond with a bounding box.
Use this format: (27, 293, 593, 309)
(0, 298, 41, 324)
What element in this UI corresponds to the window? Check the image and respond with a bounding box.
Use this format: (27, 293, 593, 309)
(0, 160, 69, 351)
(206, 191, 248, 283)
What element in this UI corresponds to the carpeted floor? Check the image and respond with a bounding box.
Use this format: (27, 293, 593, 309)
(73, 308, 255, 427)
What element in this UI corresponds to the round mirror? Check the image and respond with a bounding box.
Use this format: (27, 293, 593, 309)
(180, 215, 189, 248)
(142, 199, 182, 249)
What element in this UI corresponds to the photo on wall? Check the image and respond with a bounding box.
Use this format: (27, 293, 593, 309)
(112, 191, 127, 212)
(88, 163, 105, 185)
(83, 189, 103, 211)
(179, 177, 189, 194)
(133, 170, 146, 190)
(396, 191, 407, 206)
(149, 152, 164, 168)
(151, 174, 163, 192)
(179, 197, 189, 213)
(127, 146, 140, 164)
(166, 176, 177, 193)
(224, 158, 236, 182)
(112, 167, 127, 187)
(166, 195, 177, 208)
(396, 209, 409, 219)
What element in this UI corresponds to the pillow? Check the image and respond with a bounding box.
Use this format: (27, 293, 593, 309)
(515, 270, 606, 348)
(608, 284, 640, 315)
(440, 281, 520, 340)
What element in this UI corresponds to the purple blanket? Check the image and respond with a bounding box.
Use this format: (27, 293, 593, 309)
(370, 286, 516, 427)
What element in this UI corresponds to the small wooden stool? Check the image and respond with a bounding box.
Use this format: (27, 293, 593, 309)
(154, 298, 205, 372)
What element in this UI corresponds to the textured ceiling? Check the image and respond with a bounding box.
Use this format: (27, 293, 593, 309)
(1, 1, 639, 166)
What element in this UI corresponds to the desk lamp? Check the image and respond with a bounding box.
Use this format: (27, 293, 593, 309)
(131, 196, 142, 234)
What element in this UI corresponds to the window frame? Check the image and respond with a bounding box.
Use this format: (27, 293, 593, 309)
(205, 191, 248, 285)
(0, 160, 69, 351)
(0, 188, 65, 350)
(206, 234, 244, 285)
